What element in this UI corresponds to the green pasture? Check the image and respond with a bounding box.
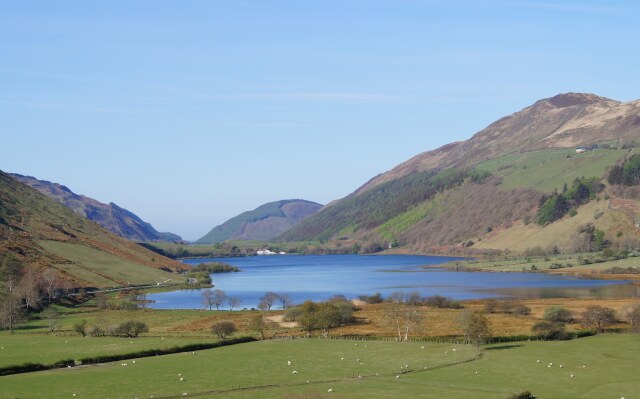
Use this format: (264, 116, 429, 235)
(39, 240, 182, 288)
(475, 147, 629, 192)
(0, 334, 219, 369)
(0, 335, 638, 398)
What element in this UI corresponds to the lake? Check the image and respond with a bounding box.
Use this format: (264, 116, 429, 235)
(147, 254, 638, 310)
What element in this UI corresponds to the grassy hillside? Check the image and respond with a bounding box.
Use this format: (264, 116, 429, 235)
(196, 199, 322, 244)
(279, 169, 490, 244)
(0, 170, 185, 288)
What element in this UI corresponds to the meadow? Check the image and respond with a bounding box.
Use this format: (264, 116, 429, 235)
(0, 334, 638, 398)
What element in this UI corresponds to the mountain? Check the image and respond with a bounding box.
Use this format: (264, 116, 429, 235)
(0, 170, 185, 288)
(10, 174, 182, 242)
(279, 93, 640, 254)
(196, 199, 323, 244)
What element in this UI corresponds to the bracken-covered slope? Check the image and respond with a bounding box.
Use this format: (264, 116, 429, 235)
(10, 173, 181, 242)
(356, 93, 640, 194)
(279, 93, 640, 254)
(196, 199, 322, 244)
(0, 170, 185, 288)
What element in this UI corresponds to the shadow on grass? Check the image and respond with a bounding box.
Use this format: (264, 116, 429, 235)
(485, 344, 524, 351)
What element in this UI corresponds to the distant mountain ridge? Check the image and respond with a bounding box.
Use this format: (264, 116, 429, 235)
(280, 93, 640, 254)
(196, 199, 322, 244)
(10, 173, 181, 242)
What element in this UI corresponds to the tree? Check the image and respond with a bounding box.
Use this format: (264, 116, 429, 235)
(581, 306, 616, 333)
(42, 268, 59, 303)
(259, 292, 280, 311)
(211, 320, 237, 339)
(315, 302, 342, 337)
(460, 309, 490, 348)
(278, 293, 293, 309)
(16, 268, 41, 311)
(41, 306, 60, 333)
(249, 314, 275, 340)
(385, 292, 424, 341)
(624, 304, 640, 333)
(73, 319, 88, 337)
(202, 289, 227, 310)
(228, 296, 242, 311)
(543, 307, 573, 323)
(0, 291, 24, 334)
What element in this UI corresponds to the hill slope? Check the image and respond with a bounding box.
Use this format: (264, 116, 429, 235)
(10, 173, 181, 242)
(0, 170, 185, 288)
(280, 93, 640, 254)
(196, 199, 322, 244)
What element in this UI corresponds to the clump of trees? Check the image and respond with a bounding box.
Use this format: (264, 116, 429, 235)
(608, 154, 640, 186)
(536, 177, 603, 225)
(201, 289, 242, 311)
(284, 296, 355, 337)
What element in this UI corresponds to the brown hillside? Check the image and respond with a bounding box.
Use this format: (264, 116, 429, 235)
(0, 170, 185, 287)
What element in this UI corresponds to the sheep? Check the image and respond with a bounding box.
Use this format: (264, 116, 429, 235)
(452, 348, 456, 352)
(395, 375, 400, 379)
(327, 388, 333, 393)
(475, 371, 479, 374)
(340, 357, 344, 360)
(421, 346, 425, 349)
(536, 360, 540, 363)
(132, 360, 136, 364)
(560, 365, 564, 368)
(292, 370, 298, 374)
(180, 377, 184, 381)
(570, 374, 574, 378)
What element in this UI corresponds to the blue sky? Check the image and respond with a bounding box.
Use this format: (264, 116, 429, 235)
(2, 0, 639, 240)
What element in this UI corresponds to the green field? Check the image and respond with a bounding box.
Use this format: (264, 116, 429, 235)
(0, 335, 638, 398)
(475, 147, 630, 192)
(0, 334, 219, 369)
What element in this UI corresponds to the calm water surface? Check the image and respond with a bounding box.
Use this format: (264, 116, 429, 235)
(147, 254, 638, 310)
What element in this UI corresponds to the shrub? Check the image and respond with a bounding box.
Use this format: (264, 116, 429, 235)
(581, 306, 616, 333)
(424, 295, 463, 309)
(211, 320, 237, 339)
(532, 321, 567, 340)
(512, 303, 532, 317)
(505, 392, 535, 399)
(114, 320, 148, 338)
(543, 307, 574, 323)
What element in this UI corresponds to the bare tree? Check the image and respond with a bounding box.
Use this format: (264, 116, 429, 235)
(250, 314, 276, 340)
(278, 293, 293, 309)
(42, 268, 58, 303)
(41, 306, 60, 334)
(626, 304, 640, 333)
(385, 291, 424, 341)
(259, 292, 280, 311)
(228, 296, 242, 311)
(202, 289, 227, 310)
(0, 291, 24, 334)
(16, 268, 41, 311)
(582, 306, 616, 333)
(460, 309, 491, 348)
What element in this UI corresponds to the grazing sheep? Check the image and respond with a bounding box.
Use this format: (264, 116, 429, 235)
(395, 375, 400, 379)
(570, 374, 574, 378)
(421, 346, 425, 349)
(452, 348, 456, 352)
(536, 360, 540, 363)
(132, 360, 136, 364)
(327, 388, 333, 393)
(180, 377, 184, 381)
(340, 357, 344, 360)
(475, 371, 479, 374)
(287, 361, 291, 366)
(292, 370, 298, 374)
(560, 365, 564, 368)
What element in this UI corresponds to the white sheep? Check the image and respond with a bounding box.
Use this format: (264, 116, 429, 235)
(287, 361, 291, 366)
(292, 370, 298, 374)
(421, 346, 424, 349)
(570, 374, 574, 378)
(395, 375, 400, 379)
(560, 365, 564, 368)
(180, 377, 184, 381)
(536, 360, 540, 363)
(327, 388, 333, 392)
